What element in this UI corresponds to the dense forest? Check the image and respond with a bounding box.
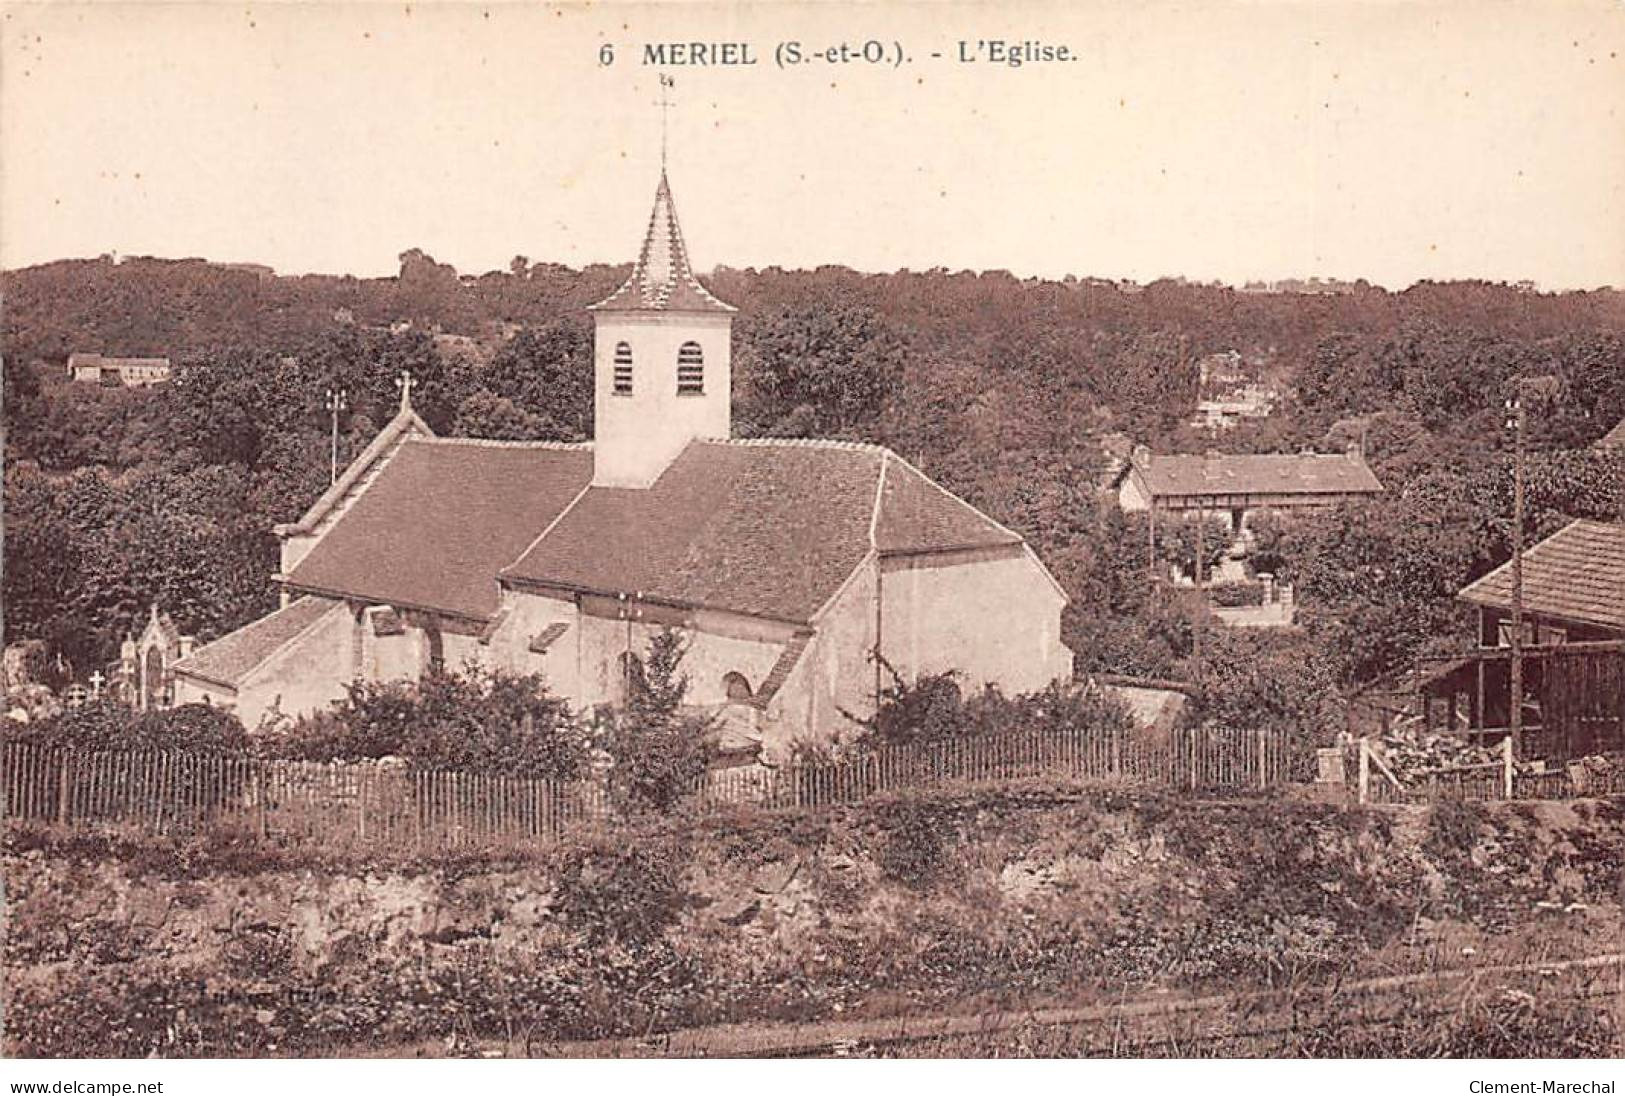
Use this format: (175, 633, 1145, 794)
(4, 252, 1623, 732)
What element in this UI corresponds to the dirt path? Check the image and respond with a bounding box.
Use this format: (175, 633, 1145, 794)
(520, 951, 1625, 1058)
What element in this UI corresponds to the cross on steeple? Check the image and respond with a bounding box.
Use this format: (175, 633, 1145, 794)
(656, 73, 675, 170)
(395, 369, 415, 413)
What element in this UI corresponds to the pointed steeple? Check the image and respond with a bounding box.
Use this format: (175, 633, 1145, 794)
(590, 172, 734, 314)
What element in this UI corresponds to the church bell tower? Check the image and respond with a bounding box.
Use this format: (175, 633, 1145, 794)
(587, 172, 735, 488)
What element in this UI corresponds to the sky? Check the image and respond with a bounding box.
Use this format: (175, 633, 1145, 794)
(2, 1, 1622, 289)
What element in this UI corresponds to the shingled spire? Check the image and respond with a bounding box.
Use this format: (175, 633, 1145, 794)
(590, 172, 734, 314)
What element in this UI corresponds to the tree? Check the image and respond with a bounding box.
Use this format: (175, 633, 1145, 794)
(596, 630, 716, 813)
(479, 321, 593, 439)
(1191, 630, 1343, 743)
(451, 390, 549, 440)
(1156, 513, 1232, 583)
(737, 302, 907, 437)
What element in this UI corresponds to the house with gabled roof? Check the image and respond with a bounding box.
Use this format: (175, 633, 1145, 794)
(1416, 519, 1625, 759)
(1458, 519, 1625, 646)
(1118, 444, 1383, 532)
(173, 171, 1073, 759)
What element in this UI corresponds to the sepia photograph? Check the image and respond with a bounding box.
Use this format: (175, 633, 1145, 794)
(2, 0, 1624, 1076)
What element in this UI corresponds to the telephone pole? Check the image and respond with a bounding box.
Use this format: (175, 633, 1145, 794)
(1503, 374, 1560, 760)
(1506, 390, 1526, 759)
(324, 388, 348, 485)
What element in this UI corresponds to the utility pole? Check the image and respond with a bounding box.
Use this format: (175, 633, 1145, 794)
(324, 388, 348, 485)
(1503, 375, 1560, 761)
(1506, 390, 1525, 760)
(1193, 500, 1207, 681)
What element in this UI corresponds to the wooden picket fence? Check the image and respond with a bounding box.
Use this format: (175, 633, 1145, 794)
(1354, 737, 1625, 805)
(698, 723, 1305, 810)
(1, 724, 1310, 849)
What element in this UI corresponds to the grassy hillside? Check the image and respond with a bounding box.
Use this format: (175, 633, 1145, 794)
(6, 783, 1622, 1057)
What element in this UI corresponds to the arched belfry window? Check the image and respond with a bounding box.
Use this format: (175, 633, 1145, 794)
(613, 341, 634, 395)
(677, 341, 704, 394)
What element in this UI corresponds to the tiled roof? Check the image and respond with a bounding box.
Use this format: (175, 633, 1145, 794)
(750, 633, 812, 710)
(281, 436, 1031, 626)
(1597, 417, 1625, 449)
(504, 440, 1024, 623)
(173, 596, 343, 689)
(876, 456, 1023, 554)
(285, 439, 594, 619)
(504, 441, 877, 622)
(1138, 451, 1383, 498)
(275, 406, 435, 537)
(1458, 519, 1625, 632)
(589, 172, 734, 314)
(1103, 683, 1189, 736)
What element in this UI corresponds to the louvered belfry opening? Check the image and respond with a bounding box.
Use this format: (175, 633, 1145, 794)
(613, 341, 634, 395)
(677, 340, 704, 394)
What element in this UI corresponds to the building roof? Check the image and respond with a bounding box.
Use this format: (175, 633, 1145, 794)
(279, 434, 1030, 627)
(68, 352, 171, 368)
(173, 596, 343, 689)
(1597, 417, 1625, 449)
(274, 404, 435, 538)
(505, 440, 1022, 623)
(1103, 683, 1189, 736)
(285, 439, 595, 619)
(1458, 519, 1625, 632)
(1136, 451, 1383, 499)
(588, 172, 735, 314)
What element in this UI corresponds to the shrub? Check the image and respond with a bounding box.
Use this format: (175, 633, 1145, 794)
(260, 663, 591, 781)
(847, 659, 968, 748)
(8, 699, 248, 754)
(850, 659, 1135, 750)
(1206, 581, 1265, 608)
(596, 630, 716, 813)
(551, 835, 689, 948)
(873, 796, 955, 889)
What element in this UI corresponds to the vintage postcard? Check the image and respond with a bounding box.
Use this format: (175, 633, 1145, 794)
(2, 0, 1623, 1076)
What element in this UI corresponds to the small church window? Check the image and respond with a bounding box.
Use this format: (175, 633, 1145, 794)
(613, 342, 634, 395)
(677, 341, 704, 394)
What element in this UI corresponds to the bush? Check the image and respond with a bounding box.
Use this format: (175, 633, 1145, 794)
(8, 699, 248, 754)
(873, 797, 955, 889)
(851, 659, 1135, 750)
(1206, 581, 1265, 608)
(597, 630, 716, 813)
(260, 664, 590, 781)
(551, 836, 689, 948)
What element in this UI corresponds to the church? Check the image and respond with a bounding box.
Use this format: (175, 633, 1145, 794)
(172, 173, 1075, 762)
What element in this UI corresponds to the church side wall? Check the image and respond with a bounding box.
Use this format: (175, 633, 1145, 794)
(880, 548, 1072, 696)
(489, 589, 792, 715)
(485, 590, 584, 701)
(172, 676, 235, 714)
(229, 603, 355, 730)
(774, 557, 879, 753)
